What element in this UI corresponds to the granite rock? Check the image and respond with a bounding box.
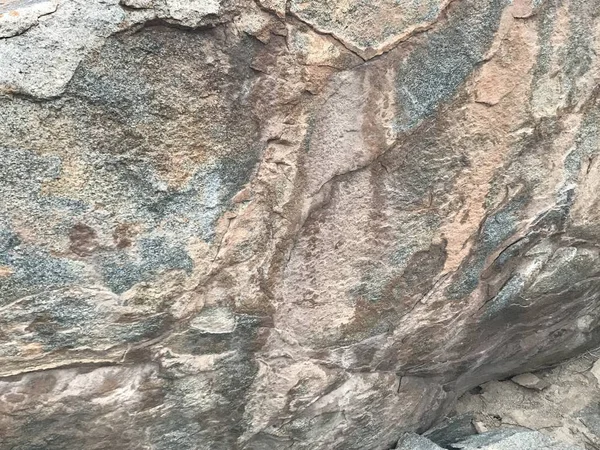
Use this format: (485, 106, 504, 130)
(511, 372, 551, 390)
(424, 413, 478, 448)
(449, 428, 583, 450)
(455, 355, 600, 449)
(2, 0, 600, 448)
(395, 432, 444, 450)
(396, 428, 584, 450)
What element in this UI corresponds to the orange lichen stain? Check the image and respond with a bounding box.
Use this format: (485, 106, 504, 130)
(0, 266, 14, 277)
(8, 10, 19, 16)
(20, 343, 43, 357)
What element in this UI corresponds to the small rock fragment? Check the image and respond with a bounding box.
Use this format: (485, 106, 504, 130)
(590, 359, 600, 384)
(0, 0, 57, 38)
(511, 373, 550, 391)
(190, 308, 236, 334)
(395, 432, 443, 450)
(511, 0, 536, 18)
(119, 0, 154, 8)
(257, 0, 285, 18)
(449, 428, 583, 449)
(473, 421, 488, 434)
(424, 414, 478, 447)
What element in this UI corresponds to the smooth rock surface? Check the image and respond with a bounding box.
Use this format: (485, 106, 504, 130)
(511, 372, 550, 390)
(1, 0, 600, 449)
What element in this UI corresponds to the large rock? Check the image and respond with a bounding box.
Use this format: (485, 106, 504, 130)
(455, 356, 600, 449)
(1, 0, 600, 448)
(449, 428, 583, 450)
(396, 432, 444, 450)
(395, 428, 584, 450)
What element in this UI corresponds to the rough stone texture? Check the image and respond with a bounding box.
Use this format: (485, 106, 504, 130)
(449, 428, 583, 450)
(395, 432, 444, 450)
(2, 0, 600, 449)
(288, 0, 452, 59)
(396, 428, 584, 450)
(424, 413, 478, 447)
(0, 0, 57, 38)
(456, 354, 600, 449)
(511, 372, 550, 390)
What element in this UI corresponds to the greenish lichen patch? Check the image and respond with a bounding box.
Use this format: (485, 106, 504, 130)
(0, 289, 168, 354)
(482, 275, 526, 319)
(394, 0, 508, 131)
(290, 0, 446, 58)
(0, 224, 85, 306)
(447, 195, 527, 300)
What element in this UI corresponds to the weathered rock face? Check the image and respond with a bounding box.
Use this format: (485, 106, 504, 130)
(1, 0, 600, 448)
(396, 429, 584, 450)
(454, 355, 600, 449)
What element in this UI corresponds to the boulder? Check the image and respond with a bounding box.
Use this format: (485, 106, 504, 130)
(396, 433, 444, 450)
(2, 0, 600, 448)
(449, 428, 583, 450)
(424, 414, 478, 448)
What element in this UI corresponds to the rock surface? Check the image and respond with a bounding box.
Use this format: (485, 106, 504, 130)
(456, 353, 600, 449)
(397, 428, 585, 450)
(424, 414, 478, 447)
(396, 432, 444, 450)
(511, 372, 550, 390)
(448, 428, 583, 450)
(1, 0, 600, 449)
